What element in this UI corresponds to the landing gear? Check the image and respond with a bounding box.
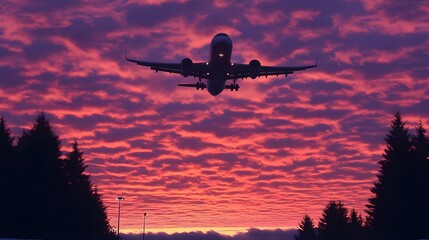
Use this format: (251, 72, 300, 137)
(230, 79, 239, 91)
(196, 81, 206, 90)
(229, 84, 239, 91)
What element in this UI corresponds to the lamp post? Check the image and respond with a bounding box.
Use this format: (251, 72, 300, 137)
(142, 212, 147, 240)
(117, 197, 124, 237)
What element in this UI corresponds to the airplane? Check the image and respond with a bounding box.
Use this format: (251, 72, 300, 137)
(126, 33, 317, 96)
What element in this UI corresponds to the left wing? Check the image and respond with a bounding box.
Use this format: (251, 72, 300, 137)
(227, 59, 317, 80)
(126, 57, 182, 74)
(125, 56, 210, 79)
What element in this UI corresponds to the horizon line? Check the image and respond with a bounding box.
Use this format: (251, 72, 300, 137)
(119, 226, 297, 236)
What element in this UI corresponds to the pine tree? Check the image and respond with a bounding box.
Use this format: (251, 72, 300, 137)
(0, 116, 15, 236)
(63, 140, 92, 238)
(90, 186, 117, 239)
(411, 122, 429, 238)
(15, 113, 67, 238)
(295, 214, 316, 240)
(318, 201, 349, 240)
(0, 116, 13, 157)
(366, 113, 416, 239)
(348, 208, 364, 240)
(64, 141, 91, 191)
(0, 113, 116, 239)
(63, 141, 116, 239)
(413, 121, 429, 160)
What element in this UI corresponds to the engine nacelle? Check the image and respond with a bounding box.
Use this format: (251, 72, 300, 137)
(249, 59, 260, 79)
(181, 58, 193, 77)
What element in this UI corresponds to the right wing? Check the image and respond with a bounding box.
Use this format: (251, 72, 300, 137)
(227, 59, 317, 80)
(125, 56, 210, 79)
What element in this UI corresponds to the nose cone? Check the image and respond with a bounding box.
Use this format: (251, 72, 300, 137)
(211, 33, 232, 47)
(214, 32, 229, 38)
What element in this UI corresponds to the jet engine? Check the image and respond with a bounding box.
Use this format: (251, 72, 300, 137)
(249, 59, 260, 79)
(181, 58, 193, 77)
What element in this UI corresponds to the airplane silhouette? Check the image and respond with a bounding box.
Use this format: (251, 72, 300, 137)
(126, 33, 317, 96)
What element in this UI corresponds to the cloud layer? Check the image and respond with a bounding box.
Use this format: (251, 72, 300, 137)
(121, 228, 297, 240)
(1, 0, 428, 235)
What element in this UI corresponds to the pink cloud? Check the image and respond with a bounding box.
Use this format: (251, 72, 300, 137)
(1, 0, 428, 235)
(244, 8, 286, 26)
(332, 11, 429, 36)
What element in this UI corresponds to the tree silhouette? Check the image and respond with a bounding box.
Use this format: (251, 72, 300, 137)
(64, 141, 90, 189)
(0, 116, 13, 158)
(410, 122, 429, 238)
(89, 186, 117, 239)
(63, 141, 116, 239)
(366, 113, 429, 239)
(348, 208, 364, 240)
(14, 113, 67, 238)
(0, 113, 117, 239)
(63, 140, 93, 238)
(318, 201, 349, 240)
(295, 214, 317, 240)
(0, 116, 15, 236)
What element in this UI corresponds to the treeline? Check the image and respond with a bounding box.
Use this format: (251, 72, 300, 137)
(295, 113, 429, 240)
(0, 113, 117, 240)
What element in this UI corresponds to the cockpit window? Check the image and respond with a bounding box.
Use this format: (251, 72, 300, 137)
(215, 33, 229, 37)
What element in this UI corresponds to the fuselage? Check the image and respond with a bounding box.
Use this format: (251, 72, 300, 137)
(207, 33, 233, 96)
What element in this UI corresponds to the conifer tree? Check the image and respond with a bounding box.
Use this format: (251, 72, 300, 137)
(0, 116, 13, 157)
(63, 141, 116, 239)
(348, 208, 364, 240)
(318, 201, 349, 240)
(295, 214, 317, 240)
(413, 121, 429, 158)
(0, 113, 116, 239)
(64, 141, 91, 190)
(0, 116, 15, 236)
(90, 186, 117, 239)
(411, 122, 429, 238)
(366, 113, 416, 239)
(63, 140, 92, 237)
(15, 113, 67, 238)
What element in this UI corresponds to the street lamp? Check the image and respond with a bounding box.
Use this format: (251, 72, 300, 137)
(142, 212, 147, 240)
(117, 197, 124, 237)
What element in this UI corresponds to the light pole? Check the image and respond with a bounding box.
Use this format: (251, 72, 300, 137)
(142, 212, 147, 240)
(117, 197, 124, 237)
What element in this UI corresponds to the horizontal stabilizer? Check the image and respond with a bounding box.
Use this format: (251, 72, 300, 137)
(178, 83, 199, 87)
(178, 83, 206, 90)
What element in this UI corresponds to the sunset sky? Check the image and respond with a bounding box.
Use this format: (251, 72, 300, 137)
(1, 0, 428, 236)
